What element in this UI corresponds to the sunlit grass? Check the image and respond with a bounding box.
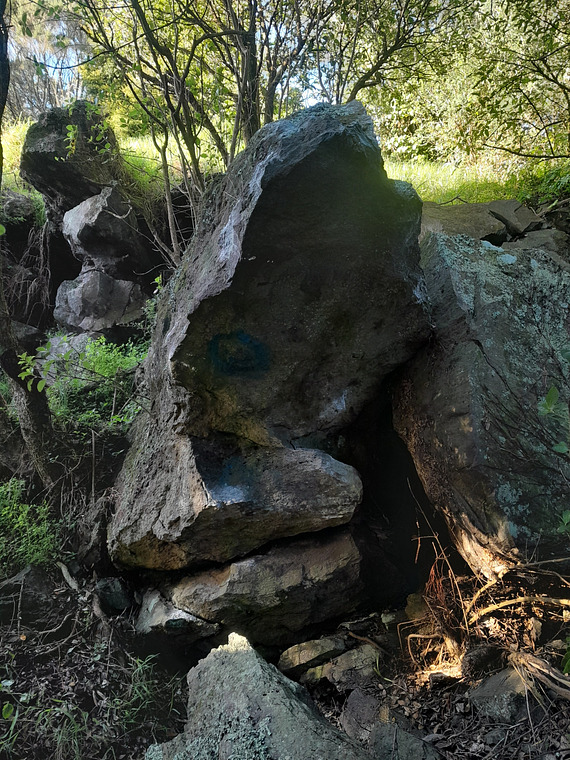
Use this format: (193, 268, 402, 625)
(2, 118, 34, 191)
(384, 156, 520, 204)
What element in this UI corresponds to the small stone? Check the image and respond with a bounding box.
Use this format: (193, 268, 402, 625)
(278, 636, 346, 678)
(95, 577, 133, 616)
(468, 668, 527, 722)
(301, 643, 378, 691)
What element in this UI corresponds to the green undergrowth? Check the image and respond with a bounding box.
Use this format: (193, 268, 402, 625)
(386, 156, 570, 207)
(40, 335, 149, 436)
(0, 479, 62, 578)
(0, 646, 185, 759)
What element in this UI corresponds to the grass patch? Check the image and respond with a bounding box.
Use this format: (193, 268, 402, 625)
(0, 479, 62, 578)
(384, 156, 520, 204)
(40, 335, 149, 436)
(1, 119, 46, 222)
(385, 155, 570, 207)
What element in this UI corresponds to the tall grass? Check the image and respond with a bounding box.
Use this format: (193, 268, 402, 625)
(384, 156, 521, 204)
(2, 119, 33, 192)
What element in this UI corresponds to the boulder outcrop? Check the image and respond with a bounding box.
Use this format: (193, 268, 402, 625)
(110, 441, 362, 570)
(109, 102, 430, 598)
(20, 101, 122, 216)
(146, 633, 376, 760)
(19, 103, 164, 334)
(61, 186, 155, 279)
(393, 233, 570, 575)
(165, 530, 364, 645)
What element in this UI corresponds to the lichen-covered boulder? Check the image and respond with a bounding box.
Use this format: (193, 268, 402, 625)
(145, 633, 376, 760)
(109, 101, 429, 573)
(393, 233, 570, 576)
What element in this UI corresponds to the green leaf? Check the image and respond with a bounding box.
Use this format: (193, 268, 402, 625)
(553, 442, 569, 454)
(2, 703, 14, 720)
(545, 386, 559, 406)
(561, 349, 570, 362)
(37, 379, 46, 393)
(0, 223, 6, 236)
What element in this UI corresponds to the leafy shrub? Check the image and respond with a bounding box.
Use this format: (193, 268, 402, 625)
(35, 336, 148, 435)
(510, 160, 570, 205)
(0, 479, 61, 578)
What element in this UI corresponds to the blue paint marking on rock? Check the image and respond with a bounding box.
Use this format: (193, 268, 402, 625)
(208, 330, 270, 376)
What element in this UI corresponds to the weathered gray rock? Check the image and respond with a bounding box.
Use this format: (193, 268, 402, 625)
(62, 187, 139, 275)
(145, 633, 375, 760)
(54, 270, 146, 333)
(135, 589, 221, 640)
(421, 201, 508, 245)
(110, 441, 361, 570)
(278, 635, 347, 679)
(371, 723, 443, 760)
(110, 101, 429, 576)
(468, 668, 527, 721)
(502, 228, 569, 258)
(340, 689, 384, 745)
(488, 199, 543, 236)
(166, 530, 364, 645)
(62, 186, 158, 280)
(20, 101, 122, 215)
(393, 233, 570, 575)
(301, 643, 378, 690)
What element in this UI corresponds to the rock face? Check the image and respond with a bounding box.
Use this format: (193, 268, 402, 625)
(166, 530, 364, 645)
(109, 102, 430, 593)
(393, 233, 570, 575)
(110, 441, 362, 570)
(145, 633, 376, 760)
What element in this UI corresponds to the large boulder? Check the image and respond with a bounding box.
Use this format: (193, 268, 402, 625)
(54, 270, 146, 333)
(165, 530, 364, 645)
(393, 233, 570, 576)
(20, 101, 122, 216)
(109, 102, 430, 575)
(110, 441, 362, 570)
(145, 633, 376, 760)
(62, 186, 155, 279)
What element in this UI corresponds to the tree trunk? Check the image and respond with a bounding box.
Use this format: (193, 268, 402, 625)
(0, 1, 59, 491)
(241, 3, 261, 143)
